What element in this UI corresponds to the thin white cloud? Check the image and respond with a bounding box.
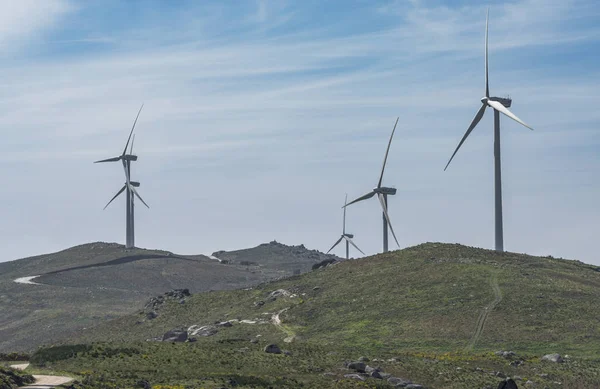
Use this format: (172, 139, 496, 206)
(0, 0, 73, 49)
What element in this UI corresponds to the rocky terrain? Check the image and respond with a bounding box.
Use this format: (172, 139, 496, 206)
(0, 241, 340, 352)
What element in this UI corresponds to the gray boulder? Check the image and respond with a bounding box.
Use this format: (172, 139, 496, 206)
(347, 361, 366, 373)
(162, 329, 188, 342)
(406, 385, 424, 389)
(264, 344, 282, 354)
(541, 353, 563, 363)
(497, 378, 519, 389)
(188, 325, 218, 337)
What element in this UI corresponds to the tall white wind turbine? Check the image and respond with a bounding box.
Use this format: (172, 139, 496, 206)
(345, 117, 400, 253)
(444, 10, 534, 252)
(327, 194, 365, 259)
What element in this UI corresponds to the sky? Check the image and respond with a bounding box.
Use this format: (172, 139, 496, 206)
(0, 0, 598, 265)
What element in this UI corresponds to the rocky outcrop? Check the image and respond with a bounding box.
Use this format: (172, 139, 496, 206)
(541, 353, 563, 363)
(343, 360, 423, 387)
(162, 329, 188, 342)
(312, 258, 337, 270)
(188, 325, 218, 337)
(264, 344, 282, 354)
(144, 289, 191, 314)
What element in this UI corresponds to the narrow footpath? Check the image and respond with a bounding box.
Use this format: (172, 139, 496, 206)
(465, 271, 502, 351)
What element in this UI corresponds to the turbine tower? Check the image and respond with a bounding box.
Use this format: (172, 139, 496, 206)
(345, 117, 400, 253)
(327, 194, 365, 259)
(444, 10, 534, 252)
(95, 105, 149, 249)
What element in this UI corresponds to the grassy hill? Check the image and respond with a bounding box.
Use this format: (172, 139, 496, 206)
(0, 241, 338, 353)
(28, 243, 600, 388)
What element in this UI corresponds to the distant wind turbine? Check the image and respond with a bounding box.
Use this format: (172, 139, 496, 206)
(95, 105, 149, 249)
(327, 194, 365, 259)
(444, 10, 534, 252)
(345, 117, 400, 253)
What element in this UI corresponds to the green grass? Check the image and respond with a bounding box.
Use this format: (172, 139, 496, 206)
(26, 243, 600, 388)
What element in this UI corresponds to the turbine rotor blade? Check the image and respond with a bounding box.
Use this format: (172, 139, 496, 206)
(486, 100, 534, 131)
(123, 104, 144, 156)
(377, 193, 400, 248)
(130, 133, 136, 154)
(444, 103, 487, 171)
(485, 8, 490, 98)
(377, 117, 399, 188)
(103, 185, 127, 210)
(343, 193, 347, 234)
(94, 156, 121, 163)
(344, 191, 376, 208)
(130, 185, 150, 209)
(343, 236, 365, 256)
(327, 236, 344, 254)
(122, 160, 130, 184)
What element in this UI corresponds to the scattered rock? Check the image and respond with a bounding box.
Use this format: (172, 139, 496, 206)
(406, 385, 423, 389)
(497, 378, 518, 389)
(250, 339, 259, 344)
(268, 289, 292, 298)
(264, 344, 282, 354)
(510, 360, 524, 367)
(347, 361, 366, 373)
(162, 329, 188, 342)
(217, 321, 233, 327)
(312, 286, 320, 291)
(388, 376, 412, 386)
(283, 350, 292, 356)
(146, 311, 158, 320)
(312, 258, 338, 270)
(358, 356, 370, 362)
(525, 381, 535, 386)
(495, 371, 507, 379)
(136, 380, 151, 389)
(344, 374, 365, 381)
(254, 300, 265, 307)
(371, 371, 383, 379)
(541, 354, 563, 363)
(496, 351, 517, 359)
(188, 325, 218, 337)
(145, 289, 191, 312)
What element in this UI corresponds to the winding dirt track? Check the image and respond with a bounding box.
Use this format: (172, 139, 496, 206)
(10, 363, 73, 388)
(465, 271, 502, 351)
(272, 307, 295, 343)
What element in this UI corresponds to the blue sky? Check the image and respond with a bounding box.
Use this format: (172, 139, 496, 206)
(0, 0, 598, 264)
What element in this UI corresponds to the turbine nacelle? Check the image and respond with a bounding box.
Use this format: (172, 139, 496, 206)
(374, 187, 397, 196)
(129, 181, 140, 187)
(481, 96, 512, 108)
(343, 233, 354, 239)
(123, 154, 138, 162)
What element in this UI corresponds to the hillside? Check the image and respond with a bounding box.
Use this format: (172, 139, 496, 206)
(0, 241, 339, 352)
(34, 243, 600, 388)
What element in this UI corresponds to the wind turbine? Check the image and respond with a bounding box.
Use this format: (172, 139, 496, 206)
(345, 117, 400, 253)
(444, 10, 534, 252)
(327, 194, 365, 259)
(95, 105, 149, 249)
